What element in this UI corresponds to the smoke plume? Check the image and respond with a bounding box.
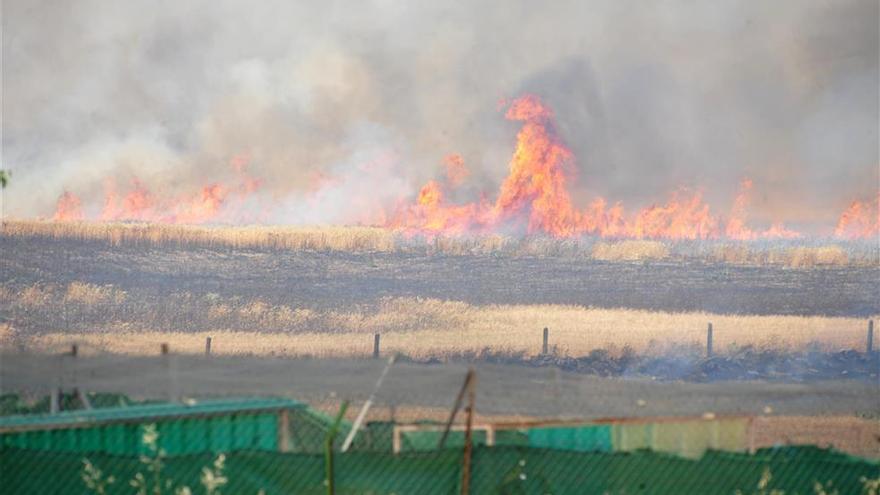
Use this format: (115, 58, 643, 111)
(2, 1, 878, 234)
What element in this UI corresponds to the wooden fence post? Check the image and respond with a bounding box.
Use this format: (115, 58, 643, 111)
(161, 343, 169, 355)
(542, 327, 549, 355)
(373, 333, 381, 359)
(205, 336, 212, 356)
(868, 320, 874, 355)
(706, 323, 713, 358)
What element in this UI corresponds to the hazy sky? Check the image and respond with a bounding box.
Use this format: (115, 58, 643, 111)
(2, 0, 878, 228)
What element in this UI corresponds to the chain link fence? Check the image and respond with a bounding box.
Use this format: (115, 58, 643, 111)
(1, 347, 879, 494)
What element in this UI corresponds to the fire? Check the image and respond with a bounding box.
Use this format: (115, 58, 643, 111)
(389, 95, 802, 240)
(444, 154, 469, 188)
(45, 94, 874, 240)
(171, 184, 229, 224)
(51, 156, 260, 224)
(723, 179, 801, 240)
(835, 194, 880, 239)
(725, 179, 755, 240)
(627, 190, 718, 240)
(52, 191, 83, 221)
(492, 95, 579, 236)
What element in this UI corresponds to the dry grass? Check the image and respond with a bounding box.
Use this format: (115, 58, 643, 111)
(713, 244, 859, 268)
(11, 300, 874, 358)
(64, 282, 126, 305)
(3, 220, 877, 267)
(785, 246, 849, 268)
(2, 220, 395, 252)
(712, 244, 753, 265)
(592, 240, 670, 261)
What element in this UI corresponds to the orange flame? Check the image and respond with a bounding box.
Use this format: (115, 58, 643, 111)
(835, 194, 880, 239)
(51, 155, 260, 224)
(389, 95, 802, 240)
(52, 191, 84, 221)
(444, 154, 469, 188)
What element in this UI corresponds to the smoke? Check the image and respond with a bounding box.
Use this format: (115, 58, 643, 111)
(2, 0, 878, 230)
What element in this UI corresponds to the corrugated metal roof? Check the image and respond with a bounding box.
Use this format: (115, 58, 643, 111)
(0, 397, 303, 432)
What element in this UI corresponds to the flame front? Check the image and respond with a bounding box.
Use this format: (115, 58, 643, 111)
(835, 194, 880, 239)
(47, 94, 877, 241)
(52, 156, 260, 225)
(52, 191, 83, 221)
(389, 95, 812, 240)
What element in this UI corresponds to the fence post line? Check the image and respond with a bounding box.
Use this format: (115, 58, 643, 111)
(373, 333, 381, 359)
(205, 336, 212, 356)
(707, 323, 713, 358)
(542, 327, 549, 355)
(868, 320, 874, 355)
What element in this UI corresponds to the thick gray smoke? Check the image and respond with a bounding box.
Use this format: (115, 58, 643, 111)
(2, 0, 878, 229)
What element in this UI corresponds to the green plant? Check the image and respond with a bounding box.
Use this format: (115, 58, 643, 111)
(82, 458, 116, 495)
(82, 423, 231, 495)
(735, 468, 785, 495)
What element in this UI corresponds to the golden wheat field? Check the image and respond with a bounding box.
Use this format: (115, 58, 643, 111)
(3, 220, 877, 267)
(8, 296, 874, 357)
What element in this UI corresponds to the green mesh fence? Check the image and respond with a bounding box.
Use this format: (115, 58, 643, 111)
(1, 396, 877, 493)
(1, 445, 877, 495)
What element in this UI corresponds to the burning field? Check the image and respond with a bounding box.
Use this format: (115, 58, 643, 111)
(3, 3, 880, 491)
(43, 95, 879, 242)
(5, 92, 876, 374)
(2, 93, 878, 382)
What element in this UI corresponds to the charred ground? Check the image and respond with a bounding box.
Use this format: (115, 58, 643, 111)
(2, 235, 878, 318)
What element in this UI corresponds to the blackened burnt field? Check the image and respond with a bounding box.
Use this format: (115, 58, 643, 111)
(2, 236, 878, 317)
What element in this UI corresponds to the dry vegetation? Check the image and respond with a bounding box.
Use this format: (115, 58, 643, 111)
(1, 220, 396, 252)
(711, 244, 853, 267)
(3, 220, 877, 267)
(4, 282, 872, 357)
(591, 240, 670, 261)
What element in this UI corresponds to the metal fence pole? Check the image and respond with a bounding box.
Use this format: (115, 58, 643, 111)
(325, 401, 350, 495)
(461, 368, 477, 495)
(707, 323, 714, 358)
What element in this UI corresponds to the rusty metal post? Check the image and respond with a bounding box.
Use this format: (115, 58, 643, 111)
(438, 369, 474, 449)
(461, 368, 476, 495)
